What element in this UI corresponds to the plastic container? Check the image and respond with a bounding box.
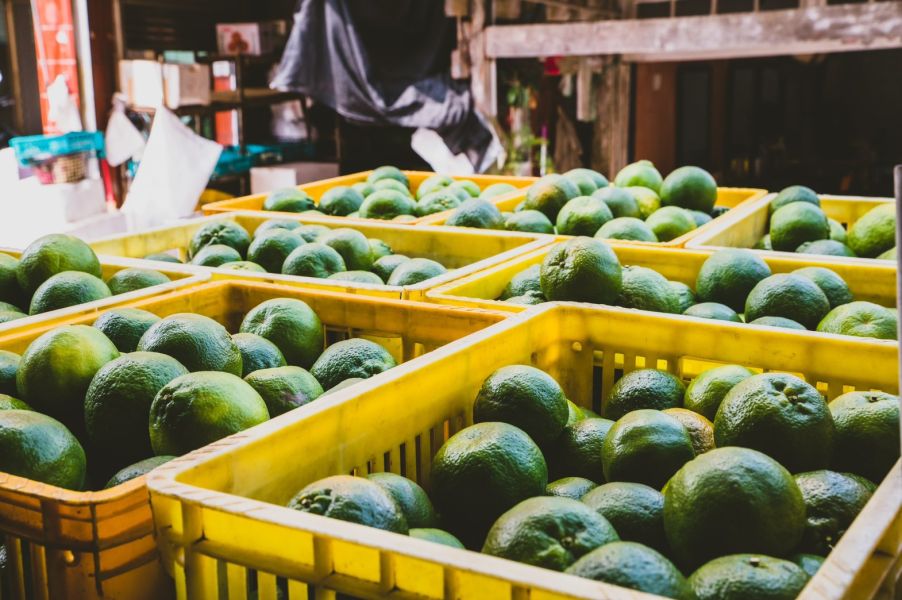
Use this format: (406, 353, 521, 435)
(9, 132, 105, 167)
(0, 248, 209, 335)
(0, 280, 507, 599)
(88, 213, 553, 301)
(426, 242, 898, 319)
(144, 302, 901, 599)
(200, 170, 536, 225)
(418, 186, 768, 246)
(686, 193, 896, 263)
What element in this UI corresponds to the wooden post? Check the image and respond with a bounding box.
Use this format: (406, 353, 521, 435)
(470, 0, 497, 117)
(576, 59, 594, 122)
(493, 0, 522, 19)
(446, 0, 470, 17)
(593, 60, 631, 177)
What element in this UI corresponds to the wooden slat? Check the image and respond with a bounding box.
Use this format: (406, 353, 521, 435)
(484, 2, 902, 61)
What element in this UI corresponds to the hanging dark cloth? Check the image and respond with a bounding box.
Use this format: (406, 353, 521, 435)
(271, 0, 498, 172)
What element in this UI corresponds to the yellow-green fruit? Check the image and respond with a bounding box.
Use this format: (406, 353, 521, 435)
(239, 298, 324, 368)
(149, 371, 269, 455)
(646, 206, 696, 242)
(190, 244, 242, 267)
(92, 308, 161, 353)
(247, 229, 305, 273)
(16, 325, 119, 433)
(29, 271, 111, 315)
(0, 410, 86, 490)
(540, 238, 622, 304)
(262, 188, 315, 212)
(244, 366, 323, 416)
(319, 186, 364, 216)
(714, 372, 833, 473)
(138, 313, 242, 375)
(309, 338, 395, 390)
(660, 166, 717, 213)
(663, 447, 806, 569)
(367, 166, 408, 187)
(769, 202, 829, 251)
(847, 203, 896, 258)
(386, 258, 447, 286)
(482, 496, 619, 571)
(232, 332, 287, 376)
(188, 221, 251, 258)
(16, 234, 101, 295)
(320, 228, 374, 271)
(106, 268, 170, 295)
(84, 352, 188, 472)
(614, 161, 663, 193)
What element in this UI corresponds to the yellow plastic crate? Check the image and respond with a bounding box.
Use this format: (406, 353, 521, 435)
(200, 171, 536, 225)
(145, 303, 901, 600)
(418, 187, 768, 247)
(0, 280, 507, 599)
(686, 193, 895, 263)
(88, 213, 553, 301)
(0, 248, 209, 335)
(426, 242, 897, 322)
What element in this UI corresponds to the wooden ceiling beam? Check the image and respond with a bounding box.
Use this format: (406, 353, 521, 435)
(484, 2, 902, 61)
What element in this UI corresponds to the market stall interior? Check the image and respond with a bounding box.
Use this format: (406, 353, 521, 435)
(0, 0, 898, 599)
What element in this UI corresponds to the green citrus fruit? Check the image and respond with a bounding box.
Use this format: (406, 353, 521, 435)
(262, 188, 315, 212)
(595, 217, 658, 242)
(190, 244, 242, 267)
(16, 234, 101, 295)
(540, 238, 622, 303)
(592, 187, 640, 219)
(524, 175, 580, 221)
(0, 350, 20, 396)
(0, 253, 25, 308)
(791, 553, 825, 579)
(289, 474, 408, 533)
(603, 409, 695, 489)
(232, 332, 286, 376)
(319, 186, 365, 216)
(618, 266, 679, 313)
(683, 364, 753, 421)
(220, 261, 267, 273)
(138, 313, 242, 375)
(416, 189, 462, 216)
(188, 221, 251, 258)
(84, 352, 188, 471)
(582, 482, 667, 552)
(605, 369, 685, 419)
(847, 203, 896, 258)
(646, 206, 697, 242)
(796, 239, 856, 257)
(372, 254, 410, 282)
(239, 298, 324, 368)
(29, 271, 111, 315)
(660, 166, 718, 213)
(247, 229, 305, 273)
(688, 554, 809, 600)
(150, 371, 269, 455)
(319, 228, 374, 271)
(106, 268, 170, 294)
(253, 219, 301, 237)
(748, 316, 806, 330)
(359, 189, 416, 220)
(92, 308, 161, 353)
(446, 198, 504, 229)
(770, 185, 820, 215)
(430, 422, 547, 545)
(483, 496, 619, 571)
(794, 469, 873, 555)
(626, 187, 661, 219)
(744, 274, 830, 329)
(670, 281, 696, 313)
(548, 417, 613, 481)
(817, 301, 897, 340)
(663, 408, 716, 455)
(104, 455, 175, 488)
(696, 249, 772, 312)
(829, 391, 899, 482)
(309, 338, 395, 390)
(281, 243, 346, 278)
(480, 182, 519, 200)
(565, 541, 692, 599)
(473, 365, 568, 448)
(614, 161, 663, 193)
(714, 372, 833, 472)
(367, 166, 409, 187)
(663, 447, 806, 568)
(17, 325, 119, 432)
(409, 528, 465, 548)
(386, 258, 447, 286)
(367, 472, 437, 528)
(504, 210, 555, 233)
(792, 266, 853, 309)
(0, 410, 85, 489)
(556, 196, 613, 236)
(244, 366, 323, 416)
(500, 265, 542, 300)
(546, 476, 597, 500)
(769, 202, 830, 251)
(683, 302, 742, 323)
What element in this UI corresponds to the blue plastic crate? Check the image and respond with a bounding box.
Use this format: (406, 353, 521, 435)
(10, 132, 104, 167)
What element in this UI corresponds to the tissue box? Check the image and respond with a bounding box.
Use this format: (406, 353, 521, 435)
(119, 60, 210, 109)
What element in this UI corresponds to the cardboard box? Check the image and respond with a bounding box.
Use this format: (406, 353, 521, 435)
(119, 60, 211, 109)
(216, 22, 284, 56)
(250, 162, 340, 195)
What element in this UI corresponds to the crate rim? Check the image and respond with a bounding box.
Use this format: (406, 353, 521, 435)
(146, 301, 902, 600)
(425, 241, 900, 346)
(686, 192, 896, 264)
(88, 212, 556, 296)
(201, 170, 538, 225)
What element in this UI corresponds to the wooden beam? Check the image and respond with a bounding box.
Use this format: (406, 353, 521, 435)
(485, 2, 902, 61)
